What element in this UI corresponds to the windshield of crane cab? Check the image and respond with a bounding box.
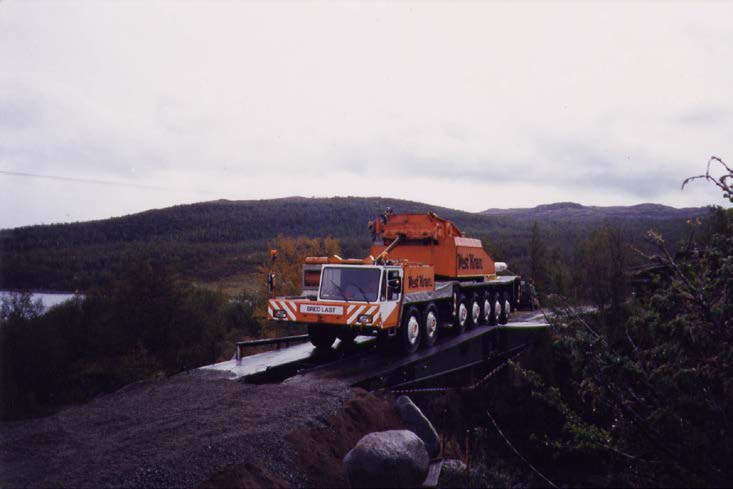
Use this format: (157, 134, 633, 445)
(319, 267, 381, 303)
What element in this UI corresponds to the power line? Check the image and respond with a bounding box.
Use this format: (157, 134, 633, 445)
(486, 409, 559, 489)
(0, 170, 223, 196)
(0, 170, 167, 190)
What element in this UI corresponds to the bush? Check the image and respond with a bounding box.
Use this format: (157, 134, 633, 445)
(495, 210, 732, 484)
(0, 258, 261, 420)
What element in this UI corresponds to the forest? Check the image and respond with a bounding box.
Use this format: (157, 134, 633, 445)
(432, 161, 733, 487)
(0, 196, 707, 292)
(1, 165, 730, 487)
(0, 259, 260, 420)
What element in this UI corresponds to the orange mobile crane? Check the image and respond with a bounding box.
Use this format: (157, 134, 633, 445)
(267, 210, 521, 354)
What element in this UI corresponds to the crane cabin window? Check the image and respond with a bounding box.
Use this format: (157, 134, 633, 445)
(386, 269, 401, 301)
(303, 269, 321, 289)
(320, 267, 381, 303)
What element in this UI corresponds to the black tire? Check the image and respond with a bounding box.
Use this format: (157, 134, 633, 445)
(308, 325, 337, 349)
(482, 291, 493, 325)
(488, 291, 498, 326)
(468, 293, 482, 329)
(454, 294, 468, 335)
(338, 329, 357, 344)
(498, 291, 508, 325)
(376, 330, 392, 352)
(401, 306, 422, 354)
(421, 303, 439, 348)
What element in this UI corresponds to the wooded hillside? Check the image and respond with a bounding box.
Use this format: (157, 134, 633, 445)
(0, 197, 708, 291)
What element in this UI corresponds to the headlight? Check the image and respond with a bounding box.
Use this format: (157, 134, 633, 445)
(358, 314, 372, 324)
(274, 310, 288, 319)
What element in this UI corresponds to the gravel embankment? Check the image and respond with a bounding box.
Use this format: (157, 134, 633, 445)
(0, 370, 354, 488)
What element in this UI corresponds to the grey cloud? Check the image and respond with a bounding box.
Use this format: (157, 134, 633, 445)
(0, 96, 42, 131)
(0, 91, 170, 180)
(1, 1, 731, 228)
(327, 138, 685, 200)
(677, 108, 731, 126)
(529, 138, 686, 197)
(0, 138, 153, 180)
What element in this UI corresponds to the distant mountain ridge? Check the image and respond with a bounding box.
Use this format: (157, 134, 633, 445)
(482, 201, 704, 220)
(0, 196, 710, 291)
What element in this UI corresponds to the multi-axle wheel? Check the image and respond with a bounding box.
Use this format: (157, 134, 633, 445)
(455, 294, 469, 335)
(338, 329, 357, 346)
(401, 303, 440, 353)
(469, 293, 482, 329)
(401, 306, 422, 354)
(308, 325, 337, 349)
(421, 303, 439, 348)
(497, 291, 509, 325)
(483, 291, 495, 325)
(483, 291, 500, 326)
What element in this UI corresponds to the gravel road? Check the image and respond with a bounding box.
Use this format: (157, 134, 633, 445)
(1, 312, 547, 488)
(0, 370, 354, 488)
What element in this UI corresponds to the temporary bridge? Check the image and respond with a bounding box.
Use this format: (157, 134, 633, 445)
(200, 311, 550, 391)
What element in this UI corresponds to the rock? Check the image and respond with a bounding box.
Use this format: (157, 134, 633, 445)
(439, 459, 468, 488)
(442, 459, 467, 473)
(395, 395, 442, 458)
(343, 430, 430, 488)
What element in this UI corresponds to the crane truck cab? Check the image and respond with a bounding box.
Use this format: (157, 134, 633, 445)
(267, 211, 521, 354)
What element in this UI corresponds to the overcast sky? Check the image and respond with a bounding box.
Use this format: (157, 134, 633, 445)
(1, 1, 732, 229)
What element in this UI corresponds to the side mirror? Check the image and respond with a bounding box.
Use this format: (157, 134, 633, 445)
(267, 273, 275, 295)
(388, 277, 401, 292)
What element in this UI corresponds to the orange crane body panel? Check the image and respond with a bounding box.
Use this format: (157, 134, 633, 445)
(370, 238, 495, 278)
(369, 213, 496, 278)
(378, 213, 464, 242)
(403, 263, 435, 293)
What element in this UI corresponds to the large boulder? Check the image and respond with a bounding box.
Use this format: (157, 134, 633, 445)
(395, 396, 441, 458)
(343, 430, 430, 488)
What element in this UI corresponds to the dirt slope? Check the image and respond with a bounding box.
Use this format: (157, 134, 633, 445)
(202, 389, 403, 488)
(0, 370, 394, 488)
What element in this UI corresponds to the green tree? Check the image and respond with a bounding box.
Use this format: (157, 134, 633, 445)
(0, 292, 43, 322)
(0, 256, 262, 420)
(529, 222, 548, 293)
(576, 225, 627, 317)
(502, 164, 732, 487)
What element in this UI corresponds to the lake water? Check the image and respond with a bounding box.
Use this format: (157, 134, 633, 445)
(0, 291, 80, 313)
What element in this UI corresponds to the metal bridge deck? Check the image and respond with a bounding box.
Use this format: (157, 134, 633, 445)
(200, 311, 549, 388)
(200, 335, 375, 381)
